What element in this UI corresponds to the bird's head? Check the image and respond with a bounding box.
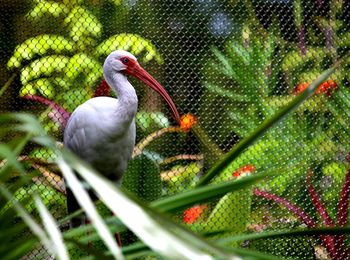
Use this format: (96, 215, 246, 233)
(104, 50, 180, 124)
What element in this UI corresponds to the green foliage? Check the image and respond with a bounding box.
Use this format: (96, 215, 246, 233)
(0, 51, 349, 258)
(136, 111, 170, 132)
(196, 15, 350, 256)
(8, 0, 163, 137)
(3, 1, 350, 259)
(204, 185, 253, 246)
(248, 235, 315, 259)
(281, 0, 350, 89)
(122, 154, 162, 202)
(162, 162, 201, 195)
(202, 32, 276, 138)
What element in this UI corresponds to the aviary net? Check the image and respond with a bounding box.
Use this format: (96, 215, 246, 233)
(1, 0, 350, 259)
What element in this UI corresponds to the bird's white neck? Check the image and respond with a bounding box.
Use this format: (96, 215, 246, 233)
(105, 72, 138, 119)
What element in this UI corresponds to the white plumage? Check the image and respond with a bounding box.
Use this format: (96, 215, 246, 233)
(64, 96, 136, 180)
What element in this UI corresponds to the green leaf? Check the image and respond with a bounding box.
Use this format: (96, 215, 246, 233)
(21, 79, 55, 99)
(205, 83, 250, 102)
(34, 195, 68, 260)
(0, 183, 56, 257)
(152, 171, 270, 213)
(57, 158, 123, 260)
(281, 47, 327, 72)
(211, 47, 239, 82)
(64, 54, 102, 87)
(122, 154, 162, 202)
(7, 35, 74, 69)
(218, 226, 350, 243)
(59, 88, 91, 112)
(136, 111, 170, 132)
(65, 6, 102, 39)
(0, 237, 37, 260)
(20, 55, 69, 85)
(163, 162, 202, 195)
(29, 147, 57, 163)
(95, 33, 163, 64)
(26, 1, 69, 21)
(204, 186, 253, 246)
(0, 144, 25, 174)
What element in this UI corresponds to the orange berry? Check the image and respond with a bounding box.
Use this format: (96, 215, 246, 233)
(316, 80, 338, 94)
(183, 205, 207, 224)
(294, 80, 338, 96)
(180, 113, 198, 131)
(232, 165, 256, 178)
(294, 82, 310, 94)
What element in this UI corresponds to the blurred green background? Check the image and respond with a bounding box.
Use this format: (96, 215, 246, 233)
(1, 0, 350, 259)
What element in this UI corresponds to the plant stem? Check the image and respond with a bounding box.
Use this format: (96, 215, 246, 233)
(0, 73, 17, 98)
(132, 126, 182, 157)
(335, 168, 350, 257)
(192, 124, 223, 165)
(254, 189, 316, 227)
(306, 171, 335, 227)
(159, 154, 204, 165)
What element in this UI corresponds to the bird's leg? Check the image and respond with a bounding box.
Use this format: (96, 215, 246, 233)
(115, 232, 122, 247)
(85, 218, 93, 248)
(66, 186, 86, 228)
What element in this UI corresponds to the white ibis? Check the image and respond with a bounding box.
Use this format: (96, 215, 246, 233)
(64, 50, 180, 226)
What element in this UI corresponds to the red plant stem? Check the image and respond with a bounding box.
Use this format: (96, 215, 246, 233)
(306, 171, 334, 227)
(254, 189, 316, 228)
(94, 79, 111, 97)
(254, 188, 338, 259)
(298, 25, 307, 56)
(23, 95, 71, 128)
(336, 169, 350, 257)
(337, 169, 350, 226)
(306, 172, 342, 259)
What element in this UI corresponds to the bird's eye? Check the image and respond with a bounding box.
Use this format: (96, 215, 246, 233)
(121, 57, 129, 64)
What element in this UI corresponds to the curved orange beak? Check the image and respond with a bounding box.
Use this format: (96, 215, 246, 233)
(125, 60, 180, 124)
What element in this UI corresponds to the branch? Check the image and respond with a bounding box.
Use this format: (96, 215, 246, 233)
(132, 126, 182, 157)
(306, 171, 334, 227)
(159, 154, 204, 165)
(254, 188, 316, 228)
(337, 168, 350, 226)
(23, 95, 70, 129)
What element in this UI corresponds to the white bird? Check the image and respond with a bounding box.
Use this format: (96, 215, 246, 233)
(64, 50, 180, 227)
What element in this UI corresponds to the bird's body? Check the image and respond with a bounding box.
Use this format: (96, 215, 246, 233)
(64, 96, 136, 181)
(64, 50, 180, 227)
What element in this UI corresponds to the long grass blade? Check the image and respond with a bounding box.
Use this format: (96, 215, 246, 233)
(57, 158, 124, 260)
(152, 172, 270, 213)
(0, 73, 16, 97)
(0, 183, 54, 256)
(62, 151, 234, 260)
(34, 195, 69, 260)
(217, 226, 350, 243)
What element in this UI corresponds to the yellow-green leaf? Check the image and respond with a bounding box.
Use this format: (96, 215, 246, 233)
(64, 54, 102, 87)
(8, 35, 74, 69)
(20, 55, 69, 85)
(65, 6, 102, 40)
(26, 1, 69, 21)
(281, 47, 327, 72)
(96, 33, 163, 64)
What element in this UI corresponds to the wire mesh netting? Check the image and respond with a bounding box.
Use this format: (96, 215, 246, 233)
(1, 0, 350, 259)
